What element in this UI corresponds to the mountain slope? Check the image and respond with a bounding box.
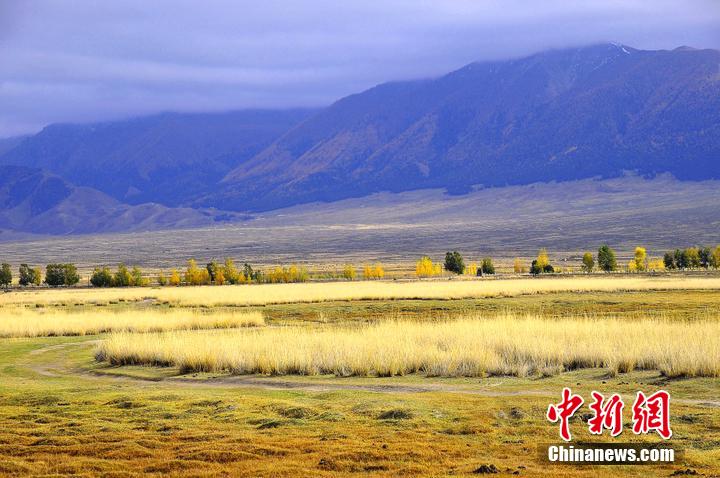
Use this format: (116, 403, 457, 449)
(207, 44, 720, 211)
(0, 109, 316, 206)
(0, 165, 237, 235)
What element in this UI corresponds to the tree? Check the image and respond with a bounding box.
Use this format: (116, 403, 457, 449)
(90, 267, 113, 287)
(19, 264, 40, 286)
(362, 263, 385, 280)
(243, 263, 257, 282)
(444, 251, 465, 275)
(206, 260, 219, 283)
(597, 245, 617, 272)
(633, 247, 647, 272)
(699, 247, 712, 269)
(416, 256, 436, 277)
(466, 262, 478, 276)
(685, 247, 701, 269)
(530, 260, 542, 275)
(0, 263, 11, 288)
(114, 264, 132, 287)
(342, 264, 357, 280)
(648, 258, 665, 271)
(663, 252, 675, 270)
(481, 258, 495, 275)
(157, 271, 167, 286)
(45, 263, 79, 287)
(536, 249, 550, 270)
(223, 258, 241, 284)
(513, 257, 524, 273)
(169, 269, 181, 286)
(63, 264, 80, 286)
(712, 246, 720, 269)
(185, 259, 209, 285)
(130, 266, 147, 286)
(581, 253, 594, 273)
(674, 249, 687, 269)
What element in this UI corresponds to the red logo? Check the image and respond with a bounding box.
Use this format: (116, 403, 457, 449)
(547, 388, 672, 441)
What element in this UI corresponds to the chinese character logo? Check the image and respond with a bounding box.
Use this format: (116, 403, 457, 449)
(547, 387, 584, 441)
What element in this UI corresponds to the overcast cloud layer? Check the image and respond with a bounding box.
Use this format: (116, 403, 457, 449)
(1, 0, 719, 137)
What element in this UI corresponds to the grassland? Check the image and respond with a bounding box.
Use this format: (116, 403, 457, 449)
(0, 308, 263, 337)
(1, 279, 719, 476)
(97, 315, 720, 378)
(3, 275, 720, 307)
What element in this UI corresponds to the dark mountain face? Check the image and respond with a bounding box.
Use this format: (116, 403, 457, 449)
(205, 44, 720, 211)
(0, 109, 316, 206)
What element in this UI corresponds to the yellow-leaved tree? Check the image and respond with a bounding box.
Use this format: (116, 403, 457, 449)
(536, 249, 549, 270)
(513, 257, 523, 273)
(416, 256, 435, 277)
(466, 262, 478, 276)
(633, 247, 647, 272)
(169, 269, 181, 286)
(342, 264, 356, 280)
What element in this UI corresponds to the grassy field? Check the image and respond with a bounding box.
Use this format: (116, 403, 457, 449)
(1, 279, 718, 476)
(3, 275, 720, 307)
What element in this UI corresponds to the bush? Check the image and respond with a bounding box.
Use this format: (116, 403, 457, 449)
(90, 267, 114, 287)
(363, 263, 385, 280)
(444, 251, 465, 275)
(114, 264, 132, 287)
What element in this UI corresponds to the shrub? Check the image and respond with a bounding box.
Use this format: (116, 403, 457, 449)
(90, 267, 113, 287)
(598, 245, 617, 272)
(444, 251, 465, 274)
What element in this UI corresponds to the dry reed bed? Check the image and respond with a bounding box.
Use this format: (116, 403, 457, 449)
(3, 276, 720, 307)
(96, 315, 720, 378)
(0, 309, 264, 337)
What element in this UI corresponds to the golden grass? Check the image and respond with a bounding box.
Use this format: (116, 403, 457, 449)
(0, 308, 264, 337)
(3, 276, 720, 307)
(96, 314, 720, 378)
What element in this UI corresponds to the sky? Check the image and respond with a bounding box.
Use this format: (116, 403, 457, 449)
(1, 0, 719, 138)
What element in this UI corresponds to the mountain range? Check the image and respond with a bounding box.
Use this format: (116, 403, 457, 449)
(1, 43, 718, 234)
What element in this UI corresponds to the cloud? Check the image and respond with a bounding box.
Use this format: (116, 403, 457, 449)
(1, 0, 719, 137)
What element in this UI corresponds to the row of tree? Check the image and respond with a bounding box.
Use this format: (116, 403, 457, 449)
(0, 263, 79, 288)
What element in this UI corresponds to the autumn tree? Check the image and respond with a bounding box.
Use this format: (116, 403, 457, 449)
(648, 258, 665, 271)
(444, 251, 465, 275)
(581, 252, 594, 273)
(223, 258, 241, 284)
(712, 246, 720, 269)
(633, 247, 647, 272)
(185, 259, 209, 285)
(466, 262, 478, 276)
(481, 258, 495, 275)
(130, 266, 148, 286)
(169, 269, 181, 286)
(597, 245, 617, 272)
(342, 264, 356, 280)
(0, 263, 11, 288)
(536, 249, 549, 270)
(513, 257, 524, 273)
(157, 271, 167, 286)
(416, 256, 435, 277)
(206, 260, 220, 283)
(685, 247, 701, 269)
(114, 264, 132, 287)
